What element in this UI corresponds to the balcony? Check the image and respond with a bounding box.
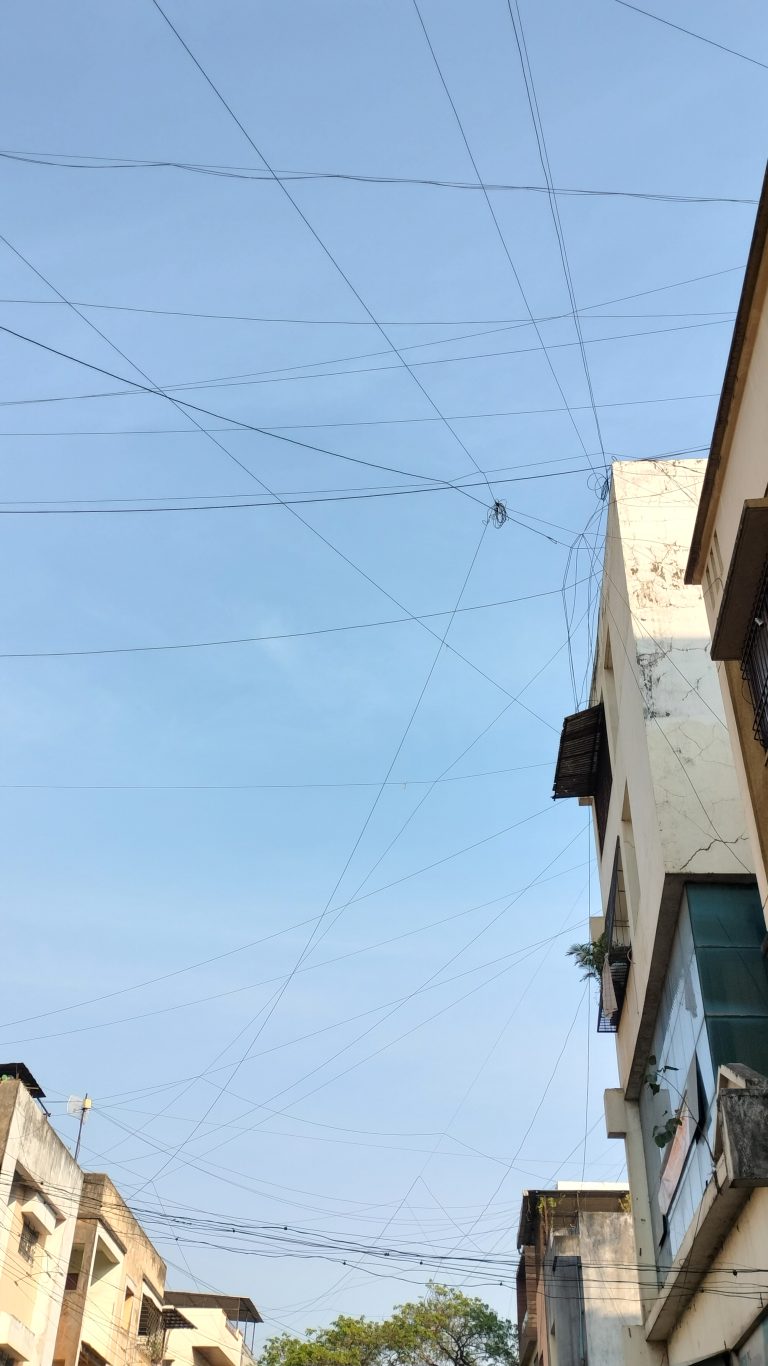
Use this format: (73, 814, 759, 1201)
(597, 841, 632, 1033)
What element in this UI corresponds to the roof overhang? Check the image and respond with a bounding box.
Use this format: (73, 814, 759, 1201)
(552, 704, 604, 800)
(0, 1063, 45, 1098)
(710, 499, 768, 659)
(165, 1292, 262, 1324)
(686, 162, 768, 585)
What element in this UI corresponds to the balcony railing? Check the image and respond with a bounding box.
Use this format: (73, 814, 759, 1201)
(598, 840, 632, 1033)
(742, 558, 768, 750)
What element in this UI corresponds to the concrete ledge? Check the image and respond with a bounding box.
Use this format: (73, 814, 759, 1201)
(645, 1155, 748, 1341)
(0, 1308, 36, 1360)
(720, 1089, 768, 1186)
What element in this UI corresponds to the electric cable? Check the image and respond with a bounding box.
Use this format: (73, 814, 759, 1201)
(614, 0, 768, 71)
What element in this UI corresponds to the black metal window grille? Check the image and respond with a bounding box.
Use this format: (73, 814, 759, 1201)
(598, 840, 632, 1033)
(742, 556, 768, 749)
(0, 1351, 17, 1366)
(18, 1218, 39, 1263)
(139, 1296, 163, 1338)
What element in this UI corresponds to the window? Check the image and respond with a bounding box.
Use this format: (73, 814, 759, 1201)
(139, 1295, 162, 1338)
(0, 1352, 18, 1366)
(597, 840, 632, 1032)
(742, 557, 768, 749)
(18, 1217, 39, 1263)
(122, 1285, 135, 1331)
(620, 786, 640, 928)
(65, 1245, 84, 1292)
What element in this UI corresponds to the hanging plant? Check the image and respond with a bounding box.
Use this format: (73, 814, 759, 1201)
(566, 932, 608, 982)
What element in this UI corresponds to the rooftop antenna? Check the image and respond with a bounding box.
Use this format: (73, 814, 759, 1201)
(67, 1094, 92, 1163)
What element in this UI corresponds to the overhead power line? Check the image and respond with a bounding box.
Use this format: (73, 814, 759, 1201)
(147, 2, 499, 504)
(0, 146, 758, 200)
(0, 467, 645, 518)
(0, 580, 579, 659)
(614, 1, 768, 71)
(0, 296, 738, 328)
(0, 311, 734, 411)
(0, 390, 721, 437)
(505, 0, 607, 473)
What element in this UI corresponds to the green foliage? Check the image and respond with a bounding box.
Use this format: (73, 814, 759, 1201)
(566, 934, 607, 982)
(644, 1055, 683, 1150)
(652, 1115, 683, 1148)
(259, 1284, 518, 1366)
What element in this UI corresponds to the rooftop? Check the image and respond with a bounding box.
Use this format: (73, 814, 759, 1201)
(0, 1063, 45, 1099)
(165, 1292, 262, 1325)
(517, 1184, 630, 1248)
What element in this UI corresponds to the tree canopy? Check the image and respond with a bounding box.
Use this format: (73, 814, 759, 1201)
(259, 1284, 519, 1366)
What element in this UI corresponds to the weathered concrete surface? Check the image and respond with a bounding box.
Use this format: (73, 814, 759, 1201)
(719, 1089, 768, 1187)
(589, 461, 753, 1102)
(0, 1078, 83, 1366)
(54, 1172, 167, 1366)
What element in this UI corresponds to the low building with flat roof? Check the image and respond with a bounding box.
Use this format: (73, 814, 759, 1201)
(163, 1292, 262, 1366)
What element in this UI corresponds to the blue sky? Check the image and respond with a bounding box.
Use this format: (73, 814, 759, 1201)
(0, 0, 766, 1342)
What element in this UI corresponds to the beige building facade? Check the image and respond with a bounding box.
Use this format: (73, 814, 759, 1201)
(553, 463, 768, 1365)
(0, 1064, 263, 1366)
(54, 1172, 168, 1366)
(0, 1066, 83, 1366)
(686, 166, 768, 910)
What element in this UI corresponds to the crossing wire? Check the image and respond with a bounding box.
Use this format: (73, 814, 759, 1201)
(408, 0, 599, 478)
(124, 519, 492, 1195)
(148, 0, 499, 505)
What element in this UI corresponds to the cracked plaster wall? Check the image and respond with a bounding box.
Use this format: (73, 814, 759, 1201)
(613, 460, 749, 880)
(593, 461, 753, 1098)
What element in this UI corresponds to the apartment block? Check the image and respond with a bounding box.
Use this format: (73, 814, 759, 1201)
(54, 1172, 167, 1366)
(686, 165, 768, 909)
(553, 462, 768, 1365)
(0, 1065, 83, 1366)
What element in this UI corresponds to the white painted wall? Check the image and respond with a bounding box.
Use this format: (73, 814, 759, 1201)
(591, 461, 752, 1089)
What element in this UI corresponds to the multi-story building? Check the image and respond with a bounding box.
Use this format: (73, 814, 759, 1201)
(163, 1292, 261, 1366)
(0, 1065, 83, 1366)
(54, 1172, 168, 1366)
(0, 1064, 263, 1366)
(685, 165, 768, 907)
(553, 461, 768, 1365)
(515, 1182, 657, 1366)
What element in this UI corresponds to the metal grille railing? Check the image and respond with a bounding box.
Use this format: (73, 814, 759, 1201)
(742, 557, 768, 749)
(597, 840, 632, 1033)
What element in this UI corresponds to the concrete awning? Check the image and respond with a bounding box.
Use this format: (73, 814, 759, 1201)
(711, 499, 768, 660)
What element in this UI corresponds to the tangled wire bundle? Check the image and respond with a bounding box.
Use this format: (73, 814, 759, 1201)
(488, 499, 509, 528)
